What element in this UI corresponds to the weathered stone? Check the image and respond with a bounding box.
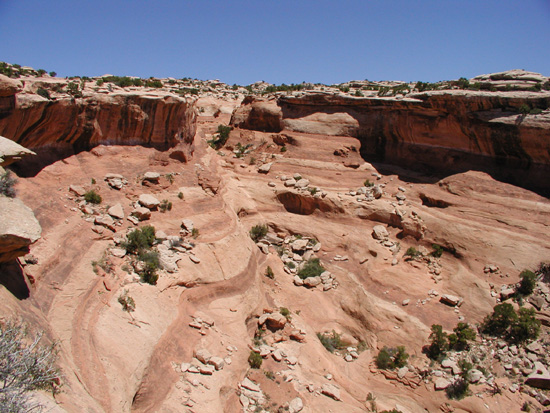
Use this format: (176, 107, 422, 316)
(440, 294, 463, 307)
(291, 239, 309, 251)
(288, 397, 303, 413)
(0, 197, 41, 263)
(303, 276, 322, 287)
(241, 378, 261, 392)
(131, 207, 151, 221)
(397, 366, 408, 378)
(295, 178, 310, 188)
(258, 162, 272, 174)
(284, 178, 297, 187)
(107, 203, 124, 219)
(181, 219, 194, 232)
(207, 356, 225, 370)
(259, 313, 287, 331)
(199, 365, 215, 375)
(0, 136, 35, 167)
(321, 383, 341, 401)
(434, 378, 451, 390)
(69, 185, 86, 197)
(194, 348, 211, 364)
(94, 215, 115, 231)
(143, 172, 160, 182)
(138, 194, 160, 209)
(372, 225, 389, 240)
(110, 248, 126, 258)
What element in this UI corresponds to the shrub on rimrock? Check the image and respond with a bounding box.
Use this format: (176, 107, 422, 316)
(249, 224, 268, 242)
(297, 258, 324, 279)
(375, 346, 409, 370)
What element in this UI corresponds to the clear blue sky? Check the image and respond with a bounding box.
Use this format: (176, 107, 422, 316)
(1, 0, 549, 85)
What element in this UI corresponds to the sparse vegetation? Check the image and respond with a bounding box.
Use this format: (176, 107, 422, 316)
(248, 350, 262, 369)
(279, 307, 291, 320)
(91, 253, 113, 274)
(446, 377, 469, 400)
(375, 346, 409, 370)
(84, 189, 102, 204)
(118, 290, 136, 313)
(191, 228, 199, 238)
(265, 266, 274, 279)
(404, 246, 421, 259)
(297, 258, 324, 279)
(427, 324, 449, 360)
(448, 322, 476, 351)
(364, 179, 374, 187)
(317, 330, 348, 353)
(159, 199, 173, 213)
(249, 224, 268, 242)
(122, 225, 156, 254)
(516, 269, 536, 297)
(430, 244, 444, 258)
(0, 320, 61, 412)
(178, 192, 184, 200)
(138, 250, 160, 285)
(0, 170, 17, 197)
(208, 124, 233, 149)
(481, 303, 540, 344)
(36, 87, 51, 100)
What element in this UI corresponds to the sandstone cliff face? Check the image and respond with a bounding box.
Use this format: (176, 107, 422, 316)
(231, 91, 550, 193)
(0, 83, 197, 166)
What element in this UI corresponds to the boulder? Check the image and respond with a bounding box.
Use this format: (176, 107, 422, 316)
(104, 174, 126, 190)
(95, 215, 115, 231)
(207, 356, 225, 370)
(107, 203, 124, 219)
(0, 197, 41, 262)
(0, 136, 36, 167)
(288, 397, 303, 413)
(321, 383, 341, 401)
(194, 348, 212, 364)
(258, 162, 272, 174)
(131, 207, 151, 221)
(0, 75, 22, 97)
(138, 194, 160, 209)
(291, 239, 309, 252)
(241, 377, 261, 392)
(259, 313, 287, 331)
(440, 294, 464, 307)
(303, 276, 322, 288)
(434, 378, 451, 390)
(284, 179, 297, 187)
(372, 225, 389, 240)
(295, 179, 310, 188)
(69, 185, 86, 197)
(181, 219, 194, 232)
(143, 172, 160, 183)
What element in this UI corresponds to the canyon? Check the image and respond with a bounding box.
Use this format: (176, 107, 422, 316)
(0, 68, 549, 413)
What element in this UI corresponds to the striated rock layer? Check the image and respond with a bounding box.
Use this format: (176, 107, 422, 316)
(231, 91, 550, 193)
(0, 82, 197, 171)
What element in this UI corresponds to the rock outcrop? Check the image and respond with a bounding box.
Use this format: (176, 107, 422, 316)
(0, 196, 41, 262)
(0, 82, 197, 170)
(0, 135, 36, 166)
(231, 88, 550, 193)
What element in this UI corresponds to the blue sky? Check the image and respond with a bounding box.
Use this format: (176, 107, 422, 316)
(1, 0, 549, 85)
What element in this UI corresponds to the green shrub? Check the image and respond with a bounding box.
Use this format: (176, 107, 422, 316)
(248, 350, 262, 369)
(191, 228, 199, 238)
(0, 170, 17, 197)
(430, 244, 444, 258)
(448, 322, 476, 351)
(138, 250, 160, 285)
(279, 307, 291, 320)
(364, 179, 374, 187)
(84, 190, 102, 204)
(481, 303, 517, 336)
(178, 192, 184, 200)
(145, 79, 163, 88)
(317, 331, 348, 353)
(49, 71, 56, 77)
(519, 104, 530, 115)
(517, 270, 536, 296)
(265, 266, 274, 279)
(249, 224, 268, 242)
(297, 258, 324, 279)
(159, 199, 172, 213)
(446, 377, 469, 400)
(122, 226, 156, 254)
(67, 81, 82, 98)
(427, 324, 449, 360)
(36, 87, 51, 100)
(375, 346, 409, 369)
(509, 308, 540, 343)
(404, 247, 421, 259)
(280, 145, 287, 152)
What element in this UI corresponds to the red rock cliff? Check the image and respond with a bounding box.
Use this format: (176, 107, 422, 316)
(0, 82, 197, 168)
(231, 91, 550, 193)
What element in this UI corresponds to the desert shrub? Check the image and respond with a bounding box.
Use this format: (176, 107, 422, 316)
(481, 303, 517, 336)
(519, 104, 530, 115)
(280, 307, 291, 320)
(159, 199, 173, 213)
(404, 246, 421, 259)
(248, 350, 262, 369)
(0, 321, 60, 412)
(191, 228, 199, 238)
(517, 269, 536, 296)
(122, 226, 156, 254)
(0, 170, 17, 197)
(49, 71, 56, 77)
(448, 322, 476, 351)
(84, 189, 102, 204)
(297, 258, 324, 279)
(280, 145, 287, 152)
(178, 192, 184, 200)
(509, 308, 540, 343)
(375, 346, 409, 370)
(91, 253, 113, 274)
(249, 224, 268, 242)
(530, 108, 543, 115)
(138, 250, 160, 285)
(264, 370, 275, 380)
(456, 77, 470, 89)
(67, 81, 82, 97)
(427, 324, 449, 360)
(430, 244, 444, 258)
(208, 124, 233, 149)
(265, 266, 274, 279)
(36, 87, 51, 100)
(145, 79, 163, 88)
(118, 290, 136, 312)
(317, 331, 348, 353)
(446, 377, 469, 400)
(364, 179, 374, 187)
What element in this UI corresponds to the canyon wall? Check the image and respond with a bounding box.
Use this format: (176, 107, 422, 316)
(231, 91, 550, 193)
(0, 78, 197, 170)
